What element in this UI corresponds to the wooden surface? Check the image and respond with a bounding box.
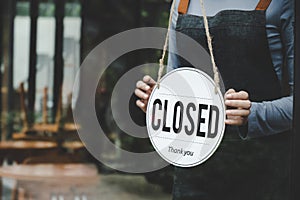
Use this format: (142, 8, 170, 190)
(62, 141, 85, 150)
(0, 141, 58, 164)
(12, 123, 80, 141)
(1, 174, 172, 200)
(12, 132, 57, 141)
(0, 141, 57, 150)
(30, 123, 78, 133)
(0, 164, 98, 183)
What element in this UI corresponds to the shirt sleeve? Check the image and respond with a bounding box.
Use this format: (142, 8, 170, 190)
(167, 0, 180, 72)
(281, 0, 295, 94)
(240, 0, 294, 139)
(240, 96, 293, 139)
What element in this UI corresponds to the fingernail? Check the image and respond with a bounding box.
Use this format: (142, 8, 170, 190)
(225, 100, 230, 104)
(145, 86, 150, 90)
(144, 94, 148, 98)
(226, 94, 232, 98)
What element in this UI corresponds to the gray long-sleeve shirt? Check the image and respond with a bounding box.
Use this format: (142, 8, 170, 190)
(168, 0, 294, 139)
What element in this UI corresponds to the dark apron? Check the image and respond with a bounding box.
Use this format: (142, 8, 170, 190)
(173, 6, 291, 200)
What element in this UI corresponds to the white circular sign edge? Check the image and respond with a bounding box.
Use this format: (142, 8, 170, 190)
(146, 67, 226, 167)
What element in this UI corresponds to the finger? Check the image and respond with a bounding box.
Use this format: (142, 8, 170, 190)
(224, 89, 236, 109)
(226, 109, 250, 117)
(225, 88, 236, 97)
(225, 100, 251, 109)
(136, 100, 146, 112)
(143, 75, 156, 87)
(226, 91, 249, 100)
(226, 115, 243, 120)
(136, 80, 150, 91)
(225, 118, 245, 126)
(134, 88, 149, 100)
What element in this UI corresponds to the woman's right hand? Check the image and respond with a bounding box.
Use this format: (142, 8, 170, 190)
(135, 75, 156, 113)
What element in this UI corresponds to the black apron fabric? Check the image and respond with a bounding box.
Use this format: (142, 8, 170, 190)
(173, 10, 291, 200)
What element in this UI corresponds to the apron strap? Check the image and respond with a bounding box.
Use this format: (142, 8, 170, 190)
(178, 0, 272, 14)
(255, 0, 272, 10)
(178, 0, 190, 14)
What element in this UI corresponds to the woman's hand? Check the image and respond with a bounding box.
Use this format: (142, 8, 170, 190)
(225, 89, 251, 126)
(135, 75, 156, 113)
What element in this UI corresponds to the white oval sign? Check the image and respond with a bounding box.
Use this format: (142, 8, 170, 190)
(146, 67, 226, 167)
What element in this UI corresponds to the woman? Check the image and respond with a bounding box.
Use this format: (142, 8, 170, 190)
(135, 0, 294, 199)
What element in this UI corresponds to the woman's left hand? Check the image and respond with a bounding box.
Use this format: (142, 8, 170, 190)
(224, 89, 251, 126)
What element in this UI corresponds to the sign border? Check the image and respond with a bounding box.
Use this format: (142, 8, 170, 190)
(146, 67, 226, 167)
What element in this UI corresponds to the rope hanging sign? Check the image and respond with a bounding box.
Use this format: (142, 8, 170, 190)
(146, 0, 226, 167)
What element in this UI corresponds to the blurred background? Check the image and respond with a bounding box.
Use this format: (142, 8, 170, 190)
(0, 0, 173, 199)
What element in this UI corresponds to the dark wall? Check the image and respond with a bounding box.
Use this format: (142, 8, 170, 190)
(81, 0, 170, 59)
(80, 0, 171, 152)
